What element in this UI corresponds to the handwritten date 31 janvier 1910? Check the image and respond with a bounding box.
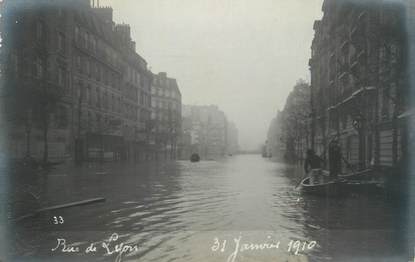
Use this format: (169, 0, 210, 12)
(211, 236, 317, 262)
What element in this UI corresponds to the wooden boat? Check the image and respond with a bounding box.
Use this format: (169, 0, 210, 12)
(302, 168, 375, 182)
(341, 180, 383, 194)
(300, 176, 346, 196)
(339, 168, 373, 180)
(190, 153, 200, 162)
(300, 168, 382, 196)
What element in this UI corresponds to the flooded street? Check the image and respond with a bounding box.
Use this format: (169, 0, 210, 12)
(12, 155, 406, 261)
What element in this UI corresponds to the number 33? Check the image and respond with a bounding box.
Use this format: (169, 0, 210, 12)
(52, 216, 64, 224)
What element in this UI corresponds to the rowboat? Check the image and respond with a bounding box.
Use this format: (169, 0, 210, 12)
(300, 176, 347, 196)
(341, 180, 383, 194)
(339, 168, 373, 180)
(300, 169, 382, 196)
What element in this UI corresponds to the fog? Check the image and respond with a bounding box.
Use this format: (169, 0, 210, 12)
(100, 0, 324, 150)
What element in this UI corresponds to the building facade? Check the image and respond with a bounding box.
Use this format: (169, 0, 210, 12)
(150, 72, 182, 160)
(266, 80, 310, 162)
(181, 105, 229, 160)
(226, 121, 239, 155)
(309, 0, 409, 171)
(265, 113, 284, 159)
(1, 0, 154, 163)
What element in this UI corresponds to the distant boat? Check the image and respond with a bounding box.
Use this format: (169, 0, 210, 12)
(190, 153, 200, 162)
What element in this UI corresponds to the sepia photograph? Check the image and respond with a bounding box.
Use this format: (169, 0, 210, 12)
(0, 0, 414, 261)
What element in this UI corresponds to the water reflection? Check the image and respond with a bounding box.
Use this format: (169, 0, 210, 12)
(12, 155, 407, 261)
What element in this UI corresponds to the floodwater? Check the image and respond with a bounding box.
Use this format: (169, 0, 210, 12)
(10, 154, 409, 261)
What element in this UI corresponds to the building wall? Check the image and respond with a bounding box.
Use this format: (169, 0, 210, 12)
(151, 72, 182, 160)
(181, 105, 228, 160)
(1, 0, 154, 163)
(310, 0, 408, 171)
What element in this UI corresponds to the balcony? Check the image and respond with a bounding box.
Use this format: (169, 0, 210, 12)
(357, 11, 367, 21)
(356, 50, 365, 60)
(74, 40, 121, 74)
(350, 26, 358, 38)
(350, 60, 359, 72)
(340, 40, 349, 52)
(338, 71, 348, 81)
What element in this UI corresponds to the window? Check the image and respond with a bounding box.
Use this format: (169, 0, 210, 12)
(90, 62, 95, 79)
(381, 87, 391, 120)
(104, 92, 108, 109)
(140, 91, 144, 105)
(96, 64, 100, 81)
(55, 106, 68, 128)
(96, 87, 100, 108)
(36, 21, 44, 41)
(58, 68, 65, 87)
(379, 45, 386, 61)
(341, 114, 347, 129)
(390, 43, 398, 64)
(34, 57, 44, 79)
(96, 113, 101, 129)
(77, 80, 83, 99)
(85, 59, 90, 76)
(74, 26, 80, 42)
(104, 69, 108, 85)
(87, 86, 91, 104)
(76, 55, 81, 70)
(58, 32, 65, 52)
(91, 36, 96, 53)
(81, 31, 86, 47)
(86, 32, 90, 49)
(87, 111, 92, 131)
(112, 94, 115, 111)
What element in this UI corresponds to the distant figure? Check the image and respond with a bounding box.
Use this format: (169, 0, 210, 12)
(304, 149, 324, 173)
(190, 153, 200, 162)
(328, 138, 342, 178)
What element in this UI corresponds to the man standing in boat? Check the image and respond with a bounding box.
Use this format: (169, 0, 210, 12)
(304, 149, 325, 185)
(304, 149, 324, 173)
(328, 137, 342, 178)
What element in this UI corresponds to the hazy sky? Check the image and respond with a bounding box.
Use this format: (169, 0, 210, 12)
(100, 0, 324, 150)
